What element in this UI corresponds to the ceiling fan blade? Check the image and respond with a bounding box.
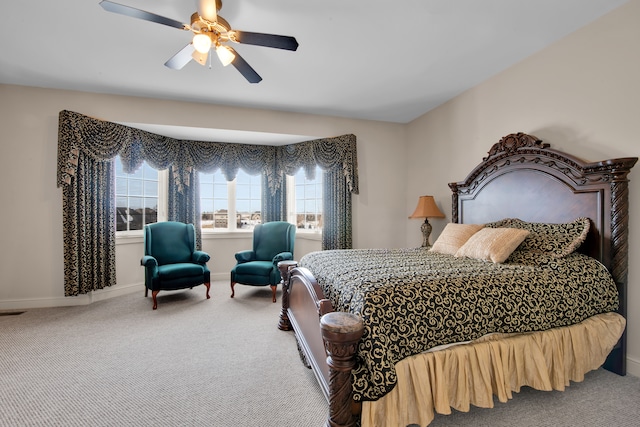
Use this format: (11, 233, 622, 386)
(99, 0, 187, 30)
(234, 31, 299, 51)
(228, 48, 262, 83)
(197, 0, 218, 22)
(164, 44, 196, 70)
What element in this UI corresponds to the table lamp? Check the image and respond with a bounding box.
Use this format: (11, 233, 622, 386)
(409, 195, 445, 247)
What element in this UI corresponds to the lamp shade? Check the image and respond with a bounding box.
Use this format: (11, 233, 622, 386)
(193, 33, 212, 54)
(216, 44, 235, 66)
(409, 196, 445, 219)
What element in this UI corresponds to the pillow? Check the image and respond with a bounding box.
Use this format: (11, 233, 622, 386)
(429, 223, 484, 255)
(485, 217, 590, 258)
(455, 227, 530, 263)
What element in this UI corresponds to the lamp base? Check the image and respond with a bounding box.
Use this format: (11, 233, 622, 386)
(420, 219, 432, 247)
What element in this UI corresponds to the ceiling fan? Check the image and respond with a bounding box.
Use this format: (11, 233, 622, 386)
(99, 0, 299, 83)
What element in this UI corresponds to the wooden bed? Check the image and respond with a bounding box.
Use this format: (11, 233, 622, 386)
(277, 133, 637, 427)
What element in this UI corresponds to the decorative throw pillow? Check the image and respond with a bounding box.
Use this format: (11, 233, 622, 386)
(429, 223, 484, 255)
(485, 217, 590, 258)
(455, 227, 530, 263)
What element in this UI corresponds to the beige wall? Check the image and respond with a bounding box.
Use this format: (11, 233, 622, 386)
(406, 0, 640, 375)
(0, 84, 406, 308)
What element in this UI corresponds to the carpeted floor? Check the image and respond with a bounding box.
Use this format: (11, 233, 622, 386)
(0, 282, 327, 427)
(427, 367, 640, 427)
(2, 281, 640, 427)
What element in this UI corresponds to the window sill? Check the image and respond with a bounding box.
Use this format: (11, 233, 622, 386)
(116, 229, 322, 244)
(295, 232, 322, 241)
(201, 230, 253, 240)
(115, 233, 144, 245)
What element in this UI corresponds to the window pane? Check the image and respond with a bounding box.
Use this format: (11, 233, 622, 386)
(143, 163, 158, 179)
(116, 198, 128, 232)
(144, 181, 157, 197)
(145, 197, 158, 210)
(213, 199, 228, 211)
(237, 200, 250, 213)
(237, 185, 250, 199)
(129, 180, 143, 196)
(129, 197, 142, 210)
(129, 210, 143, 230)
(116, 177, 127, 195)
(293, 166, 322, 231)
(145, 197, 158, 224)
(215, 210, 228, 228)
(236, 170, 261, 230)
(201, 182, 213, 196)
(115, 158, 124, 175)
(199, 170, 230, 229)
(114, 155, 158, 232)
(201, 198, 214, 229)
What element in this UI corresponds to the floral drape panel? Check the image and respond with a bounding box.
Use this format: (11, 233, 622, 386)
(262, 172, 287, 223)
(57, 112, 126, 296)
(61, 155, 117, 296)
(57, 110, 358, 295)
(168, 166, 202, 249)
(322, 167, 353, 250)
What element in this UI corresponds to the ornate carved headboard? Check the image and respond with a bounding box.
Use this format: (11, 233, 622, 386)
(449, 132, 637, 375)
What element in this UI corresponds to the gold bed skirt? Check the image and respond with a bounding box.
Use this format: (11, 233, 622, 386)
(361, 312, 625, 427)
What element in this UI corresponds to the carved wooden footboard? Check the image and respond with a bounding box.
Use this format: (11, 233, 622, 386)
(277, 133, 637, 427)
(278, 261, 362, 427)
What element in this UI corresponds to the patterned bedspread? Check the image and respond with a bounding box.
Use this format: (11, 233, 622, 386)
(299, 247, 619, 401)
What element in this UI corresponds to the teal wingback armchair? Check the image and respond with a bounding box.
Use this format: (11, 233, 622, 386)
(231, 221, 296, 302)
(141, 221, 211, 310)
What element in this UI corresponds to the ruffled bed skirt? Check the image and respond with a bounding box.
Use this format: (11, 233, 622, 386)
(361, 312, 625, 427)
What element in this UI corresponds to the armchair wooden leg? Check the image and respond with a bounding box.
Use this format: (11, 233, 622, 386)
(270, 284, 277, 303)
(204, 282, 211, 300)
(230, 282, 235, 298)
(151, 290, 159, 310)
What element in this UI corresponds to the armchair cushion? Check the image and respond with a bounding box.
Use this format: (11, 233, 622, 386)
(234, 260, 275, 278)
(141, 255, 158, 268)
(272, 252, 294, 264)
(192, 251, 211, 264)
(159, 263, 208, 280)
(235, 250, 256, 263)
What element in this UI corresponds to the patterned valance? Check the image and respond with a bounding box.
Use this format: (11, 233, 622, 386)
(57, 110, 358, 195)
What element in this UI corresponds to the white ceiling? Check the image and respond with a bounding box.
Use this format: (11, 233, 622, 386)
(0, 0, 627, 131)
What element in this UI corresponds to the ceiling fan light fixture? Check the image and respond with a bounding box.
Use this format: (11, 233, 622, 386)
(216, 44, 235, 66)
(193, 33, 212, 54)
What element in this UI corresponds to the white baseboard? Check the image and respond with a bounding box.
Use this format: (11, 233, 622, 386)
(626, 355, 640, 378)
(0, 276, 229, 311)
(0, 283, 143, 311)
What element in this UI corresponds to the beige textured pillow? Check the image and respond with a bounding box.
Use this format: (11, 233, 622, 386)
(455, 227, 530, 263)
(430, 223, 484, 255)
